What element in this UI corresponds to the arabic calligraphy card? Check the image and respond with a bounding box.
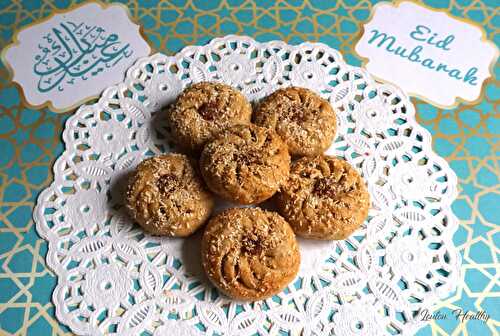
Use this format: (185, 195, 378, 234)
(2, 2, 151, 112)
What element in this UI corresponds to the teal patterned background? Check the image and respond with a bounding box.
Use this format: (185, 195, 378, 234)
(0, 0, 498, 335)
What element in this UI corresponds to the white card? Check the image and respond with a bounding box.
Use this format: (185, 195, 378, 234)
(2, 2, 151, 112)
(355, 1, 498, 108)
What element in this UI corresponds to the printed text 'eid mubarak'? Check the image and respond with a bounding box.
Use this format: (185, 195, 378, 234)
(367, 24, 478, 86)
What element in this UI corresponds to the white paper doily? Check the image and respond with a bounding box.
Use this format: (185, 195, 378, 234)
(34, 35, 461, 336)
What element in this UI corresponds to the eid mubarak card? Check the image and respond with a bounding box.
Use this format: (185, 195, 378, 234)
(355, 1, 498, 108)
(2, 2, 151, 112)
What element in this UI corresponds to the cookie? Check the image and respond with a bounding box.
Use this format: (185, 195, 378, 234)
(201, 207, 300, 301)
(253, 87, 336, 156)
(167, 82, 252, 152)
(126, 154, 214, 236)
(200, 123, 290, 205)
(276, 155, 370, 240)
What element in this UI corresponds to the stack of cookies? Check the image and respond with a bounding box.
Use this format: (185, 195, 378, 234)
(126, 82, 370, 301)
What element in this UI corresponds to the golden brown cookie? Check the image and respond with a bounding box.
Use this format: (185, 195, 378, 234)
(126, 154, 214, 236)
(276, 155, 370, 240)
(200, 124, 290, 205)
(166, 82, 252, 152)
(253, 87, 337, 157)
(201, 207, 300, 301)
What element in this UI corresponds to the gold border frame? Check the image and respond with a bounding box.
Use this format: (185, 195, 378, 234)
(353, 0, 499, 109)
(0, 0, 153, 114)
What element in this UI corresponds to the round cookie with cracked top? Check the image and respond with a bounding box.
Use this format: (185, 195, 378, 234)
(276, 155, 370, 240)
(167, 82, 252, 153)
(201, 207, 300, 301)
(200, 123, 290, 205)
(253, 86, 336, 157)
(126, 154, 214, 237)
